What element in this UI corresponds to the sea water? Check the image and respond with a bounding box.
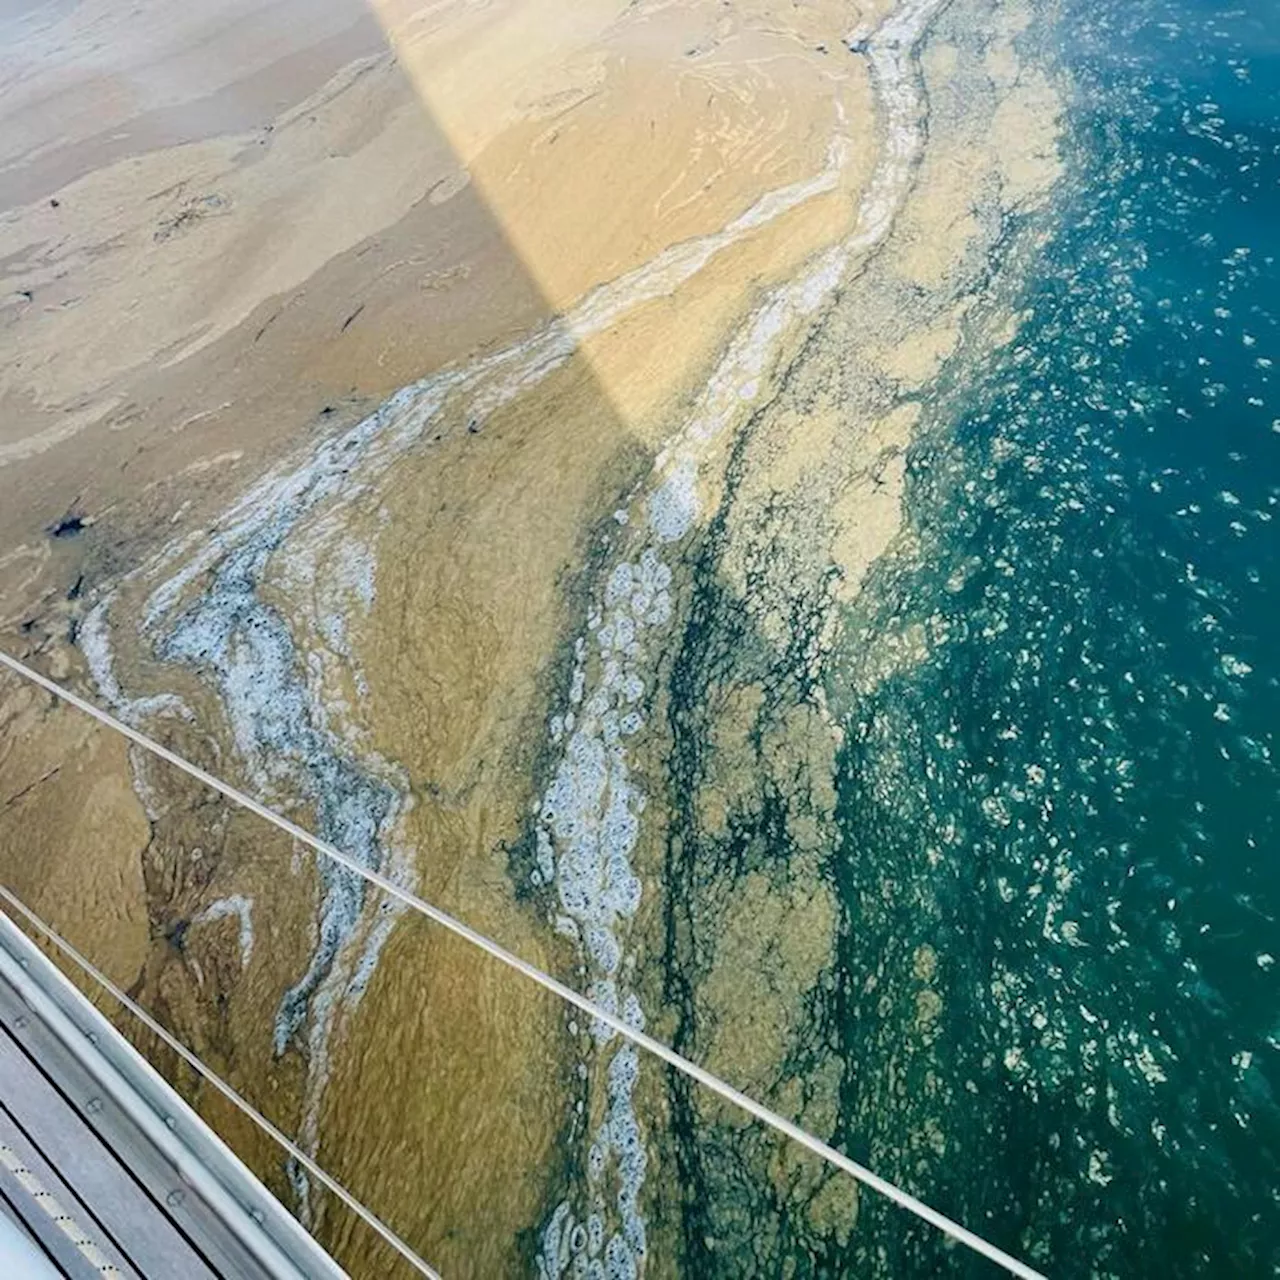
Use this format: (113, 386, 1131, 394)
(830, 0, 1279, 1271)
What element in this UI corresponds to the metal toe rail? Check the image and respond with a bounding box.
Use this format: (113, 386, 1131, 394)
(0, 895, 437, 1279)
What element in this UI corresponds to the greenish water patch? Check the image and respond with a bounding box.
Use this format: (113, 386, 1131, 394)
(829, 0, 1280, 1273)
(644, 0, 1070, 1272)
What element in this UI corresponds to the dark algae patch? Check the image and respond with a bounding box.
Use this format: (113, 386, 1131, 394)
(48, 513, 88, 538)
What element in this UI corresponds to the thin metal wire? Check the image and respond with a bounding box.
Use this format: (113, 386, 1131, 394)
(0, 648, 1047, 1280)
(0, 883, 441, 1280)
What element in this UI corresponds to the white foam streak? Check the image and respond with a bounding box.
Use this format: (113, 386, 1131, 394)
(536, 0, 948, 1269)
(84, 80, 861, 1209)
(193, 894, 255, 967)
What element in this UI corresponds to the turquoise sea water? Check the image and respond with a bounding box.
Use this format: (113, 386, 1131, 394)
(832, 0, 1280, 1272)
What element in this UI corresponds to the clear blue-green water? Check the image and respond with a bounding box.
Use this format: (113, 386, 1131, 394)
(833, 0, 1280, 1272)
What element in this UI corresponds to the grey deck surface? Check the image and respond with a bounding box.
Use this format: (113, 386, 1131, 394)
(0, 970, 277, 1279)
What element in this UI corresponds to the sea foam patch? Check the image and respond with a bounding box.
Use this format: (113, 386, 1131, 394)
(535, 0, 953, 1265)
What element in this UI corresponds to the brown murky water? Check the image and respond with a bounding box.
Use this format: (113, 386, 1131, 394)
(0, 0, 1065, 1273)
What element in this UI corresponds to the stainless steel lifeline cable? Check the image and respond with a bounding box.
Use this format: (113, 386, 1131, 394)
(0, 648, 1047, 1280)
